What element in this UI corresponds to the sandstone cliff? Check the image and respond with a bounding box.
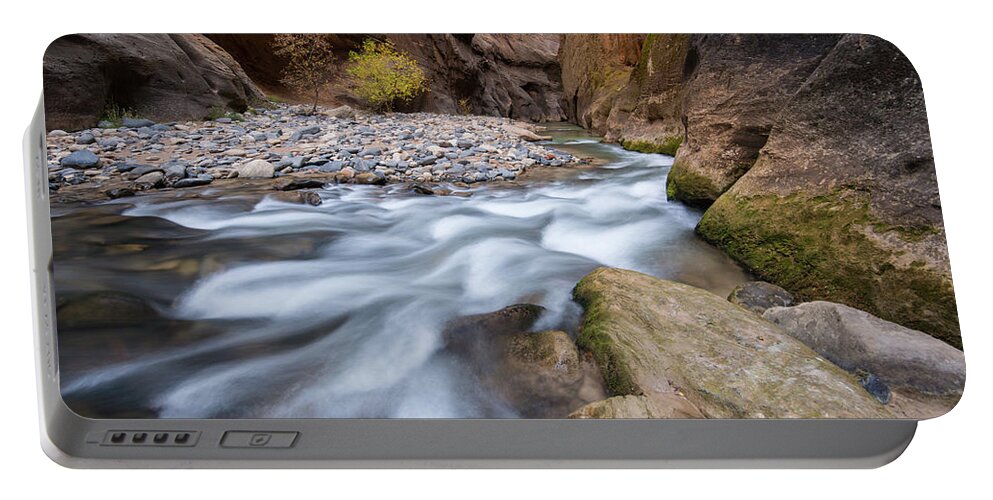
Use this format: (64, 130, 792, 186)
(560, 34, 841, 207)
(43, 34, 265, 131)
(561, 34, 956, 346)
(697, 35, 957, 347)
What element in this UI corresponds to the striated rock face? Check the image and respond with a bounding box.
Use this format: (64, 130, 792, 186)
(392, 34, 565, 121)
(666, 35, 840, 207)
(209, 34, 565, 122)
(561, 34, 841, 207)
(571, 267, 891, 418)
(44, 34, 265, 131)
(697, 35, 958, 347)
(558, 34, 646, 137)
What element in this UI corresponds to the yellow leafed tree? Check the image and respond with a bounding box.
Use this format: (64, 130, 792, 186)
(347, 39, 428, 112)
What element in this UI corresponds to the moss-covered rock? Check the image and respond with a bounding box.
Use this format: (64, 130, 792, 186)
(571, 267, 892, 418)
(697, 194, 958, 348)
(621, 136, 682, 156)
(697, 35, 956, 346)
(57, 291, 159, 330)
(665, 161, 722, 208)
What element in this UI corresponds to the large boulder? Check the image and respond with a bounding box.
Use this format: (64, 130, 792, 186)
(696, 35, 958, 348)
(762, 301, 965, 397)
(442, 307, 606, 417)
(571, 267, 891, 418)
(44, 34, 265, 131)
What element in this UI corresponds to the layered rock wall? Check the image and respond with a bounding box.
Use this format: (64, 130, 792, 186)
(562, 34, 956, 346)
(43, 34, 265, 131)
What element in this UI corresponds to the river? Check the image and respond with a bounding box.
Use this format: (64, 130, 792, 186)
(54, 123, 751, 418)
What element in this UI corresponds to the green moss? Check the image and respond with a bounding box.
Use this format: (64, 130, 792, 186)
(872, 222, 941, 242)
(100, 101, 137, 127)
(665, 162, 720, 208)
(696, 193, 961, 348)
(633, 34, 690, 85)
(572, 277, 640, 396)
(205, 106, 244, 122)
(622, 136, 682, 156)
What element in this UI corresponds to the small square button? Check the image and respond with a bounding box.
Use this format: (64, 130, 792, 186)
(220, 431, 298, 448)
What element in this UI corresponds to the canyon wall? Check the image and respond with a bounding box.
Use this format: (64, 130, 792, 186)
(208, 34, 565, 122)
(561, 34, 956, 346)
(43, 34, 265, 131)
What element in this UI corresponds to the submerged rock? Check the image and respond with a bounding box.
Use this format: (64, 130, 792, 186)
(491, 330, 602, 418)
(762, 301, 965, 397)
(274, 178, 326, 191)
(571, 267, 891, 418)
(270, 191, 322, 206)
(442, 303, 545, 359)
(57, 291, 159, 330)
(104, 187, 134, 199)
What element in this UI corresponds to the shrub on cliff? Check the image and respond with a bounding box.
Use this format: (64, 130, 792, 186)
(271, 34, 338, 114)
(347, 39, 428, 112)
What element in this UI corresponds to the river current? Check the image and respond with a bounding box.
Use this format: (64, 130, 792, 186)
(54, 123, 750, 418)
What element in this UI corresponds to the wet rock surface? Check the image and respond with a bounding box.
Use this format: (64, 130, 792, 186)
(727, 281, 794, 314)
(763, 301, 966, 397)
(571, 267, 892, 418)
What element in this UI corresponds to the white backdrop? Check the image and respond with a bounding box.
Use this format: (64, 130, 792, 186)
(1, 2, 988, 497)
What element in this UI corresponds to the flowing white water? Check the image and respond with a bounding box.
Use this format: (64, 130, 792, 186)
(58, 126, 750, 418)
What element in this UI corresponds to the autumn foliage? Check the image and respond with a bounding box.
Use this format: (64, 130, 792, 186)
(347, 39, 428, 112)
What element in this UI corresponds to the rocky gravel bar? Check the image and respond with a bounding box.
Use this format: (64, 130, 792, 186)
(45, 104, 584, 201)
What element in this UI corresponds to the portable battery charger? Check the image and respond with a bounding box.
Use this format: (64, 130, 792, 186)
(26, 33, 964, 468)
